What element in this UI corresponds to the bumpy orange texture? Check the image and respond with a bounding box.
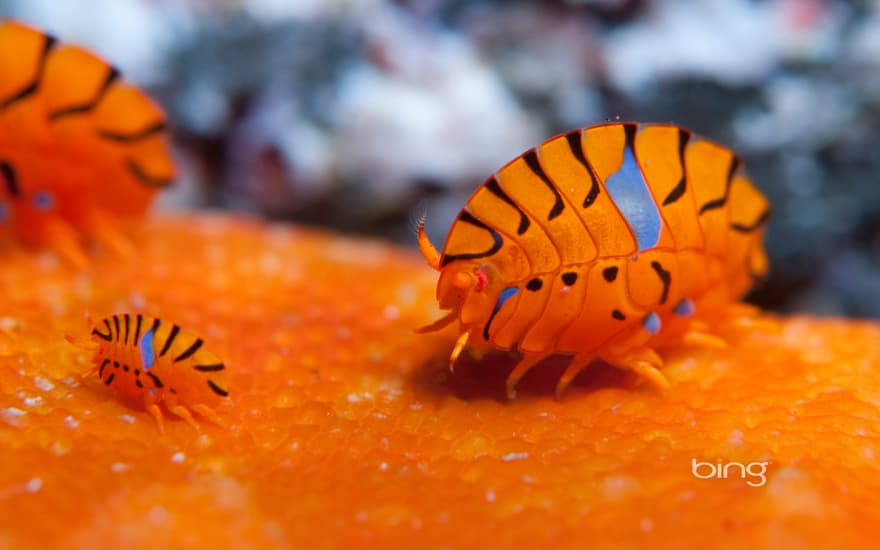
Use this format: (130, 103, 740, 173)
(0, 213, 878, 549)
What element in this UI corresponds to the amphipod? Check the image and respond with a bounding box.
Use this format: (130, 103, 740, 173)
(0, 19, 175, 267)
(77, 314, 229, 432)
(418, 122, 769, 398)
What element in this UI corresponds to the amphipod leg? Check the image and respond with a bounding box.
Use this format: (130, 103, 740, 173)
(192, 404, 225, 428)
(600, 347, 670, 390)
(505, 353, 546, 400)
(169, 405, 201, 432)
(145, 403, 166, 434)
(726, 303, 780, 333)
(448, 329, 472, 373)
(682, 330, 728, 349)
(85, 209, 135, 259)
(555, 353, 595, 400)
(42, 217, 89, 269)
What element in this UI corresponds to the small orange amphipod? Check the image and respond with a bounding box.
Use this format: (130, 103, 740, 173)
(0, 19, 175, 267)
(74, 314, 229, 432)
(418, 122, 770, 398)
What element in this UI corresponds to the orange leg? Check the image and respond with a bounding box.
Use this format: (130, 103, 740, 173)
(600, 347, 669, 390)
(505, 353, 545, 399)
(416, 306, 460, 334)
(192, 404, 225, 427)
(682, 330, 728, 349)
(145, 403, 166, 434)
(727, 305, 780, 332)
(41, 217, 89, 269)
(169, 405, 201, 431)
(448, 329, 472, 373)
(555, 352, 594, 399)
(85, 209, 134, 259)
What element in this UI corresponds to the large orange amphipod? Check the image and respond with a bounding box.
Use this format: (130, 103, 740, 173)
(418, 122, 770, 398)
(0, 19, 174, 267)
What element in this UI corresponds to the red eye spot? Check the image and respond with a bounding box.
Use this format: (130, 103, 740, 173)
(474, 269, 488, 292)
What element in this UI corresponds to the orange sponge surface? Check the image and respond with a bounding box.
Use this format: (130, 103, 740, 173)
(1, 213, 879, 549)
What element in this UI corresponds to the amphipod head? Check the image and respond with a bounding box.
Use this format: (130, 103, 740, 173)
(417, 218, 500, 334)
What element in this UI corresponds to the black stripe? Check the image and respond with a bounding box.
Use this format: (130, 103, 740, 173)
(133, 314, 143, 346)
(150, 318, 160, 336)
(207, 380, 228, 397)
(194, 363, 224, 372)
(98, 358, 110, 377)
(98, 121, 165, 143)
(485, 176, 529, 235)
(0, 162, 19, 197)
(650, 261, 671, 305)
(103, 319, 113, 340)
(662, 177, 687, 206)
(563, 130, 601, 208)
(146, 372, 164, 388)
(105, 373, 115, 386)
(612, 310, 626, 321)
(136, 379, 143, 388)
(623, 123, 637, 149)
(174, 338, 203, 362)
(565, 130, 588, 167)
(92, 327, 112, 342)
(522, 149, 564, 221)
(662, 129, 690, 206)
(583, 169, 600, 208)
(440, 211, 503, 267)
(123, 314, 130, 345)
(126, 158, 173, 188)
(159, 325, 179, 357)
(0, 34, 57, 110)
(699, 156, 739, 214)
(731, 208, 770, 233)
(113, 316, 121, 342)
(48, 66, 119, 121)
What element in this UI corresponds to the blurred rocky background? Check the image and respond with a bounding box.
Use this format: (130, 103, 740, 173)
(1, 0, 878, 317)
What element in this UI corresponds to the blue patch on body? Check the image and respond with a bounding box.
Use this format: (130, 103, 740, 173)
(641, 311, 662, 335)
(33, 190, 54, 212)
(494, 286, 519, 313)
(673, 298, 695, 317)
(483, 286, 520, 340)
(604, 146, 662, 251)
(140, 329, 156, 370)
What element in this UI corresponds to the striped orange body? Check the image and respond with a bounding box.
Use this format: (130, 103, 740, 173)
(88, 314, 228, 432)
(418, 122, 770, 398)
(0, 19, 174, 267)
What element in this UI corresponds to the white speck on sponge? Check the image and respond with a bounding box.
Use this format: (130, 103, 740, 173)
(33, 376, 54, 392)
(501, 452, 528, 462)
(25, 478, 42, 493)
(23, 396, 43, 408)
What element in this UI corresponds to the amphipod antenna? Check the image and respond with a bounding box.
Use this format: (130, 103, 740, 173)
(417, 215, 441, 270)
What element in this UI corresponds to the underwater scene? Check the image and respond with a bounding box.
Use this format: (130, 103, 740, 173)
(0, 0, 879, 548)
